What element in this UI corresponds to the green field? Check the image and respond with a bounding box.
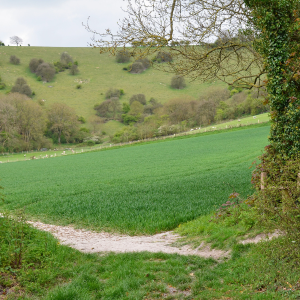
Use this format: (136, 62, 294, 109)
(0, 46, 226, 122)
(0, 124, 269, 234)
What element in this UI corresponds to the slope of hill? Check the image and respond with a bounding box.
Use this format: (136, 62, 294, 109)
(0, 46, 225, 121)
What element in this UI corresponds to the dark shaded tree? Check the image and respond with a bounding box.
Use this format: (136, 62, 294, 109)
(29, 58, 44, 73)
(11, 77, 32, 98)
(36, 63, 55, 82)
(9, 55, 20, 65)
(116, 50, 131, 63)
(129, 94, 146, 105)
(171, 75, 186, 89)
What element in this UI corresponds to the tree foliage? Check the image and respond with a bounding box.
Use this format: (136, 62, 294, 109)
(0, 93, 47, 151)
(116, 50, 131, 63)
(29, 58, 44, 73)
(47, 103, 79, 143)
(170, 75, 186, 89)
(11, 77, 32, 98)
(36, 63, 55, 82)
(9, 55, 20, 65)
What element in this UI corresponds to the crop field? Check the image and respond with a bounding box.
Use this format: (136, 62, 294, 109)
(0, 125, 269, 234)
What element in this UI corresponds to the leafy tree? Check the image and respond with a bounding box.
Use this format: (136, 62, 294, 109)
(116, 50, 131, 63)
(0, 93, 46, 150)
(171, 75, 186, 89)
(129, 94, 146, 105)
(0, 76, 6, 90)
(69, 64, 79, 75)
(128, 101, 144, 119)
(47, 103, 79, 143)
(9, 55, 20, 65)
(105, 88, 121, 99)
(129, 62, 144, 74)
(11, 77, 32, 98)
(36, 63, 55, 82)
(0, 40, 5, 46)
(29, 58, 44, 73)
(155, 51, 172, 63)
(10, 36, 23, 46)
(60, 52, 73, 68)
(94, 98, 121, 120)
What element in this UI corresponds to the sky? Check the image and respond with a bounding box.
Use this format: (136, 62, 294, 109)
(0, 0, 127, 47)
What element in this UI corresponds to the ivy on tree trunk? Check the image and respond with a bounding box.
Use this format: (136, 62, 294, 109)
(245, 0, 300, 157)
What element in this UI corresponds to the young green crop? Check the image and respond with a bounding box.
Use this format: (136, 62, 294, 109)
(0, 125, 269, 234)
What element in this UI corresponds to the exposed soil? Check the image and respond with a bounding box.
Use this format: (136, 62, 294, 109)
(1, 213, 280, 260)
(27, 220, 230, 260)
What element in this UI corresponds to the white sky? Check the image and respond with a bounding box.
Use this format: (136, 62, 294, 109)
(0, 0, 127, 47)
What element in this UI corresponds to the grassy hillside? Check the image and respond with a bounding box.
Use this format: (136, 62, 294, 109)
(0, 124, 269, 234)
(0, 46, 226, 122)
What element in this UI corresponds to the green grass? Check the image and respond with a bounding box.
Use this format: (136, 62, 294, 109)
(2, 214, 300, 299)
(0, 124, 269, 234)
(0, 46, 226, 124)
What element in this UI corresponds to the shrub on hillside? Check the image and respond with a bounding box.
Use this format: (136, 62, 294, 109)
(11, 77, 32, 97)
(9, 55, 20, 65)
(116, 50, 131, 63)
(129, 58, 150, 74)
(0, 76, 6, 90)
(69, 64, 79, 75)
(105, 88, 121, 99)
(155, 51, 172, 63)
(29, 58, 44, 73)
(171, 75, 186, 89)
(36, 63, 55, 82)
(129, 62, 145, 74)
(135, 58, 150, 69)
(94, 98, 121, 120)
(60, 52, 73, 68)
(129, 94, 146, 105)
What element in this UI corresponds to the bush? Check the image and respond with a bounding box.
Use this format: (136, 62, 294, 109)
(11, 77, 32, 97)
(105, 88, 120, 99)
(76, 84, 82, 89)
(171, 75, 186, 89)
(0, 76, 5, 90)
(36, 63, 55, 82)
(116, 50, 131, 63)
(29, 58, 44, 73)
(129, 62, 145, 74)
(135, 58, 150, 69)
(155, 51, 172, 63)
(60, 52, 73, 68)
(53, 61, 64, 72)
(9, 55, 20, 65)
(77, 116, 86, 123)
(69, 64, 79, 75)
(251, 146, 300, 253)
(129, 94, 146, 105)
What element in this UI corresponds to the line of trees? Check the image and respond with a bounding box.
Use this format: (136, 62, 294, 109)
(94, 86, 269, 143)
(0, 93, 90, 152)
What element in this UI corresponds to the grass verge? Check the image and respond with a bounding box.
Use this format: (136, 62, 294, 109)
(1, 213, 300, 299)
